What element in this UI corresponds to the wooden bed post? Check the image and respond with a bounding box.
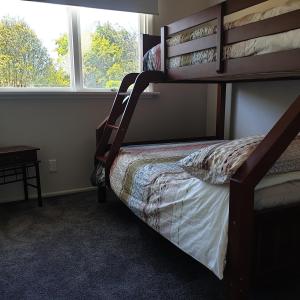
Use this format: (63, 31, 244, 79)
(215, 2, 225, 140)
(161, 26, 168, 74)
(97, 186, 106, 203)
(216, 3, 224, 74)
(216, 83, 226, 139)
(227, 181, 254, 300)
(227, 95, 300, 299)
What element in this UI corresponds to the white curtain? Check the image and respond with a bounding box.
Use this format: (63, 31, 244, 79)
(24, 0, 159, 14)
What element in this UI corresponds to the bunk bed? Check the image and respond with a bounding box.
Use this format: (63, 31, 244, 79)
(92, 0, 300, 299)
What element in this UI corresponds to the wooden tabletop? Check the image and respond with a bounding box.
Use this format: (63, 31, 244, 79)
(0, 146, 40, 155)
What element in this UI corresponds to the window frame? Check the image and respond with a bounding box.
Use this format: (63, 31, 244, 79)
(0, 3, 151, 93)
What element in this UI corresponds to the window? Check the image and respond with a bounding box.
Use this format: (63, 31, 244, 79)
(0, 0, 148, 91)
(80, 8, 139, 89)
(0, 1, 70, 88)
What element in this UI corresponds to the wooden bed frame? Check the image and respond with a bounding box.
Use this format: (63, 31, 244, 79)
(94, 1, 300, 299)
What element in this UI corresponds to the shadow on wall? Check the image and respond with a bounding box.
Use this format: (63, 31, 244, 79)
(230, 80, 300, 139)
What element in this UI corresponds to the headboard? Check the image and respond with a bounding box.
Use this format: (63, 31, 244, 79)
(140, 34, 161, 57)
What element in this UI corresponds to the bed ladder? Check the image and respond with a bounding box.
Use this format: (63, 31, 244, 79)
(95, 71, 165, 184)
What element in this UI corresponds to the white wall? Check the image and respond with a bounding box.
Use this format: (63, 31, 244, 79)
(0, 86, 206, 202)
(0, 0, 215, 203)
(153, 0, 212, 34)
(0, 0, 216, 202)
(230, 81, 300, 138)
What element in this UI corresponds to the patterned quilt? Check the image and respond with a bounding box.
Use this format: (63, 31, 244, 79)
(106, 141, 231, 279)
(109, 141, 220, 202)
(95, 141, 300, 278)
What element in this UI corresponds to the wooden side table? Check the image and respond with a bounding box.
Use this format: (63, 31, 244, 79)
(0, 146, 42, 206)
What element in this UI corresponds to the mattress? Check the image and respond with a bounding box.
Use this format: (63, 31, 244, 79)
(97, 141, 300, 279)
(143, 0, 300, 71)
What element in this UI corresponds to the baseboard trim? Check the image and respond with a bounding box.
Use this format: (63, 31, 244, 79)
(1, 186, 97, 203)
(43, 186, 97, 198)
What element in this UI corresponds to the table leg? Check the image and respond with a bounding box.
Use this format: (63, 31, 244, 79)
(35, 162, 43, 207)
(22, 166, 29, 201)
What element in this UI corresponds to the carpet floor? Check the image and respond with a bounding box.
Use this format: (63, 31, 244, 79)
(0, 191, 299, 300)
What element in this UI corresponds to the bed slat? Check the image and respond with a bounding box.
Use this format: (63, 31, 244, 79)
(225, 49, 300, 76)
(216, 3, 224, 73)
(167, 5, 219, 35)
(161, 26, 168, 73)
(167, 49, 300, 82)
(225, 0, 267, 15)
(168, 62, 217, 80)
(168, 34, 217, 58)
(216, 83, 226, 139)
(225, 9, 300, 45)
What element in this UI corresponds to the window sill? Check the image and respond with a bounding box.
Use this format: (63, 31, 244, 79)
(0, 91, 160, 101)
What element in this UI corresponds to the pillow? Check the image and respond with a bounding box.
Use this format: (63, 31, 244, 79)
(178, 135, 300, 184)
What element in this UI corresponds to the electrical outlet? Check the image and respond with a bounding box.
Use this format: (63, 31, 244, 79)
(48, 159, 57, 173)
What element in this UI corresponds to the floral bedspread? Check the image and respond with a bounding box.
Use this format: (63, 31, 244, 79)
(94, 140, 300, 278)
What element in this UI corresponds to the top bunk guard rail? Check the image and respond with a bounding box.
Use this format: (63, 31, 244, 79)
(167, 5, 221, 35)
(163, 0, 269, 36)
(161, 3, 224, 74)
(159, 0, 300, 82)
(225, 0, 268, 15)
(225, 9, 300, 45)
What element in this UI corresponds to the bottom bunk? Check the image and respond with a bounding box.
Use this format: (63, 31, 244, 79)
(93, 65, 300, 298)
(94, 138, 300, 281)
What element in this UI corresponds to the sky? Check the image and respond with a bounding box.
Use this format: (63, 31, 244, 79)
(0, 0, 139, 58)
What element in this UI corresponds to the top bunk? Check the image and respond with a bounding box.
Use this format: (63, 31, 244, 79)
(141, 0, 300, 82)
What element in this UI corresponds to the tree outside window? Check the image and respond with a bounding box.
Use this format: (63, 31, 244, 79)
(0, 0, 141, 90)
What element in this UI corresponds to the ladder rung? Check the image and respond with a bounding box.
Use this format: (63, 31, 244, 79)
(106, 124, 119, 130)
(122, 95, 130, 104)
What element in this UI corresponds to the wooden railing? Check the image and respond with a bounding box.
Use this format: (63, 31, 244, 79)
(225, 9, 300, 45)
(160, 0, 300, 82)
(227, 95, 300, 299)
(161, 4, 223, 74)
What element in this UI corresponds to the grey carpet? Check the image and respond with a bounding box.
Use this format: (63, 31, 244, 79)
(0, 191, 299, 300)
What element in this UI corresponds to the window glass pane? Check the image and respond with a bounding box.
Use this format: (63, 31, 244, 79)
(80, 8, 139, 89)
(0, 0, 70, 88)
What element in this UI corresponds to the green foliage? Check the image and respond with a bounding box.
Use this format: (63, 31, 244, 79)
(54, 33, 71, 86)
(0, 17, 70, 88)
(83, 22, 138, 89)
(0, 17, 138, 89)
(55, 33, 69, 57)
